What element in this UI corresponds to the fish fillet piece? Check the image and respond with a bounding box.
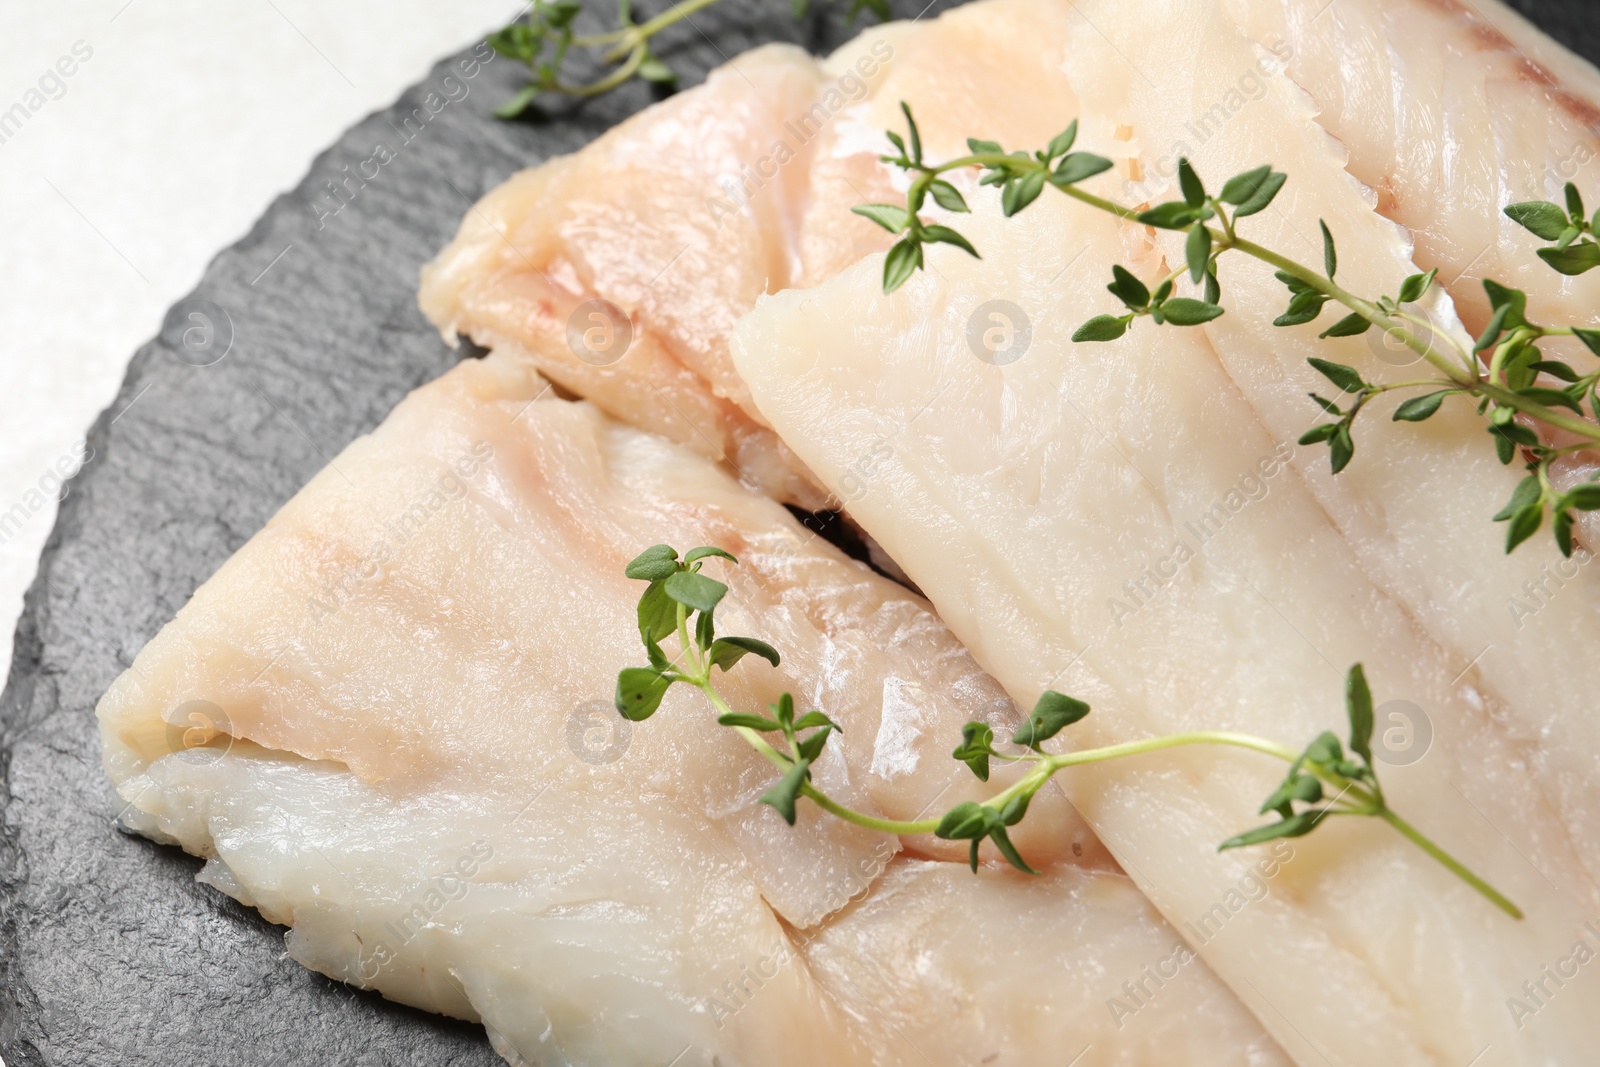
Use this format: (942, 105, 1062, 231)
(1067, 0, 1600, 898)
(802, 859, 1292, 1067)
(419, 46, 836, 507)
(419, 0, 1083, 505)
(98, 354, 1277, 1065)
(732, 145, 1596, 1067)
(1219, 0, 1600, 339)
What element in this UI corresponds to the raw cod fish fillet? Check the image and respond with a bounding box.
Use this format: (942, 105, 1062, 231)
(1220, 0, 1600, 338)
(731, 4, 1600, 1064)
(418, 0, 1085, 509)
(97, 354, 1287, 1066)
(1219, 0, 1600, 524)
(1068, 0, 1600, 899)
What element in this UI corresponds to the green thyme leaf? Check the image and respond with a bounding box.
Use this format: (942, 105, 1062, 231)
(1320, 219, 1337, 279)
(1160, 298, 1225, 326)
(637, 580, 678, 644)
(1475, 304, 1512, 353)
(1178, 157, 1206, 207)
(615, 667, 673, 721)
(1110, 265, 1151, 310)
(626, 544, 680, 581)
(771, 692, 796, 731)
(1275, 289, 1327, 328)
(1050, 152, 1114, 187)
(853, 203, 913, 234)
(1275, 269, 1313, 294)
(1298, 423, 1339, 445)
(1493, 427, 1518, 464)
(1505, 504, 1544, 553)
(1137, 201, 1210, 230)
(1002, 169, 1048, 217)
(1573, 327, 1600, 358)
(998, 790, 1031, 827)
(934, 801, 991, 841)
(1304, 731, 1344, 766)
(760, 757, 812, 825)
(1530, 359, 1581, 382)
(1346, 664, 1374, 765)
(684, 546, 738, 565)
(794, 710, 842, 732)
(901, 101, 922, 164)
(967, 137, 1003, 155)
(1565, 483, 1600, 510)
(1187, 224, 1212, 284)
(922, 224, 981, 258)
(986, 824, 1037, 874)
(1482, 279, 1528, 326)
(1012, 690, 1091, 748)
(664, 570, 727, 613)
(1307, 358, 1366, 394)
(928, 180, 970, 213)
(1554, 509, 1575, 558)
(1567, 182, 1585, 222)
(637, 55, 676, 83)
(718, 712, 782, 730)
(1537, 241, 1600, 276)
(952, 721, 998, 782)
(1229, 169, 1287, 217)
(1219, 165, 1271, 205)
(1073, 314, 1133, 342)
(1329, 423, 1356, 474)
(1309, 393, 1343, 415)
(883, 237, 923, 293)
(1492, 478, 1542, 522)
(1045, 119, 1079, 161)
(1260, 772, 1323, 814)
(1504, 200, 1570, 241)
(1319, 313, 1372, 339)
(796, 725, 834, 762)
(1393, 391, 1451, 422)
(708, 636, 781, 671)
(1396, 268, 1438, 304)
(695, 608, 715, 650)
(1517, 386, 1585, 414)
(1219, 810, 1323, 850)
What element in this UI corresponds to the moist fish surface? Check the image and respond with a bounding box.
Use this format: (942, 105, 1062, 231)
(418, 0, 1085, 509)
(97, 352, 1288, 1066)
(731, 5, 1600, 1064)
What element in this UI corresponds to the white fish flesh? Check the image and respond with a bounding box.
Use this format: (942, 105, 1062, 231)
(418, 0, 1088, 509)
(98, 353, 1285, 1065)
(731, 5, 1600, 1063)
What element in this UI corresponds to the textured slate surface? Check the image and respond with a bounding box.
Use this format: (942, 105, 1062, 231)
(0, 2, 1591, 1065)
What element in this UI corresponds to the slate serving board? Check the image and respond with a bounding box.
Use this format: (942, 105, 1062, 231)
(0, 2, 1592, 1065)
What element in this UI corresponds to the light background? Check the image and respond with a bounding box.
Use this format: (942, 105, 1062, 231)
(0, 1, 513, 684)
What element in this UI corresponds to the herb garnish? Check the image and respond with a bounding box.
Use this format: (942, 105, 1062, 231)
(489, 0, 887, 117)
(853, 104, 1600, 556)
(616, 545, 1522, 918)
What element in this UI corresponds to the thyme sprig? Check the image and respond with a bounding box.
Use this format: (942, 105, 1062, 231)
(615, 545, 1522, 917)
(489, 0, 887, 116)
(855, 104, 1600, 556)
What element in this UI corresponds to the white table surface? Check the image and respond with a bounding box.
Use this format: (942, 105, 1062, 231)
(0, 1, 514, 686)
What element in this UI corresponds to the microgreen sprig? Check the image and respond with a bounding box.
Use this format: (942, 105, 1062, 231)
(490, 0, 887, 116)
(615, 545, 1521, 917)
(861, 106, 1600, 557)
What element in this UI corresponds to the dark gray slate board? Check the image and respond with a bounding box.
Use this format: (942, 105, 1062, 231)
(0, 2, 1591, 1065)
